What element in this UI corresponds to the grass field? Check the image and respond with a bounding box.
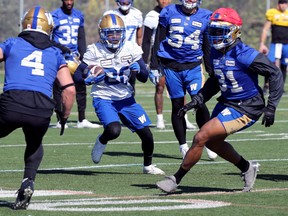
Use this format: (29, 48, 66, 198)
(0, 78, 287, 216)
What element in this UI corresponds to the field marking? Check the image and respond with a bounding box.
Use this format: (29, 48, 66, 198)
(1, 188, 287, 212)
(1, 133, 288, 148)
(0, 158, 287, 173)
(27, 198, 231, 212)
(0, 190, 93, 198)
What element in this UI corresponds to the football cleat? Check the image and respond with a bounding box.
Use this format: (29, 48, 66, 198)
(180, 143, 189, 159)
(91, 135, 107, 164)
(242, 161, 260, 192)
(156, 176, 178, 193)
(77, 119, 101, 129)
(143, 165, 165, 175)
(12, 178, 34, 210)
(205, 147, 218, 160)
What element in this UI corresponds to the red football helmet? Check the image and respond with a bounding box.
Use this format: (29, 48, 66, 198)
(208, 8, 242, 50)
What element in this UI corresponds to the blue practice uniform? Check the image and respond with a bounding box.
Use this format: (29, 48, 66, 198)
(202, 40, 283, 135)
(157, 4, 211, 64)
(0, 37, 65, 98)
(51, 8, 84, 53)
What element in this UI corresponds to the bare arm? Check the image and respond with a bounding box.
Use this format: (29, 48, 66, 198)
(56, 65, 76, 119)
(0, 48, 4, 62)
(136, 26, 143, 46)
(259, 21, 271, 54)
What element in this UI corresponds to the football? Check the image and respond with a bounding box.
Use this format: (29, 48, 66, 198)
(84, 65, 104, 77)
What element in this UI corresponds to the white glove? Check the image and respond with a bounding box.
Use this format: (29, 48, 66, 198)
(149, 69, 161, 85)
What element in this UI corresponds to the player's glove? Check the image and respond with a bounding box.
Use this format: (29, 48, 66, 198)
(129, 62, 140, 73)
(261, 106, 275, 127)
(55, 110, 68, 136)
(149, 69, 161, 85)
(177, 93, 204, 118)
(84, 73, 105, 85)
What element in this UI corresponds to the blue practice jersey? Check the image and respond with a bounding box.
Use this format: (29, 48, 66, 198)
(157, 4, 212, 63)
(211, 41, 260, 100)
(0, 37, 66, 97)
(51, 8, 84, 52)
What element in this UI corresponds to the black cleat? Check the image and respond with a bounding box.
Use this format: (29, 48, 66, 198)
(12, 178, 34, 210)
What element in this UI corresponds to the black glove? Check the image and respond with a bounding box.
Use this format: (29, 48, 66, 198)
(177, 93, 204, 118)
(55, 110, 68, 136)
(261, 106, 275, 127)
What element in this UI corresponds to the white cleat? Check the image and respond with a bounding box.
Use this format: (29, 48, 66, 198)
(156, 119, 165, 129)
(143, 165, 165, 175)
(56, 121, 68, 129)
(91, 135, 106, 164)
(186, 120, 197, 129)
(180, 143, 189, 159)
(77, 119, 101, 128)
(205, 147, 218, 160)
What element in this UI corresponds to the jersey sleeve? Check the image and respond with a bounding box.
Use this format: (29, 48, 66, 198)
(265, 8, 275, 22)
(144, 10, 159, 29)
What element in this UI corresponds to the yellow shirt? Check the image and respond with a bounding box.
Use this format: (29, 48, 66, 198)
(266, 8, 288, 43)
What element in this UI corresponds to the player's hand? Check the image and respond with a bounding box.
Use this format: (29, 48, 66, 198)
(261, 106, 275, 127)
(129, 62, 140, 73)
(177, 94, 204, 118)
(55, 110, 68, 136)
(149, 69, 161, 85)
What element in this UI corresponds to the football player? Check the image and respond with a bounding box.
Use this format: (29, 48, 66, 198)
(156, 8, 283, 193)
(142, 0, 197, 130)
(259, 0, 288, 94)
(73, 14, 165, 175)
(150, 0, 218, 160)
(0, 6, 75, 209)
(104, 0, 144, 95)
(52, 0, 100, 129)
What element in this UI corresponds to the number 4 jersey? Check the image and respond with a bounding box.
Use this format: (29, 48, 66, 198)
(51, 7, 84, 52)
(0, 37, 65, 98)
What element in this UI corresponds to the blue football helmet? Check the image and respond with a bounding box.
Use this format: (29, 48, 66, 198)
(179, 0, 202, 9)
(98, 14, 126, 50)
(115, 0, 133, 11)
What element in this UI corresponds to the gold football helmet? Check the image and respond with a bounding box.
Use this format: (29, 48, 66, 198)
(65, 52, 81, 75)
(21, 6, 54, 36)
(98, 14, 126, 50)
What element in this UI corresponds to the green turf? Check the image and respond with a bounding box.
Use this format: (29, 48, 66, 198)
(0, 80, 287, 215)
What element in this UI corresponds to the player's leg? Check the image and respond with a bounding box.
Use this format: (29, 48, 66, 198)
(155, 75, 166, 129)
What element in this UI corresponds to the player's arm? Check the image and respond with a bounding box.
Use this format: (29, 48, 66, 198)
(259, 21, 271, 54)
(56, 65, 76, 119)
(150, 24, 166, 70)
(136, 26, 143, 46)
(202, 33, 212, 75)
(77, 26, 87, 60)
(142, 26, 153, 64)
(248, 53, 283, 108)
(0, 48, 3, 62)
(135, 58, 148, 83)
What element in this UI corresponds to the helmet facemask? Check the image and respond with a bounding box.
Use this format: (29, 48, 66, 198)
(180, 0, 202, 9)
(208, 21, 241, 50)
(99, 14, 126, 50)
(116, 0, 133, 11)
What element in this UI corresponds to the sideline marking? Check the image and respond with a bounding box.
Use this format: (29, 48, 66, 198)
(28, 198, 231, 212)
